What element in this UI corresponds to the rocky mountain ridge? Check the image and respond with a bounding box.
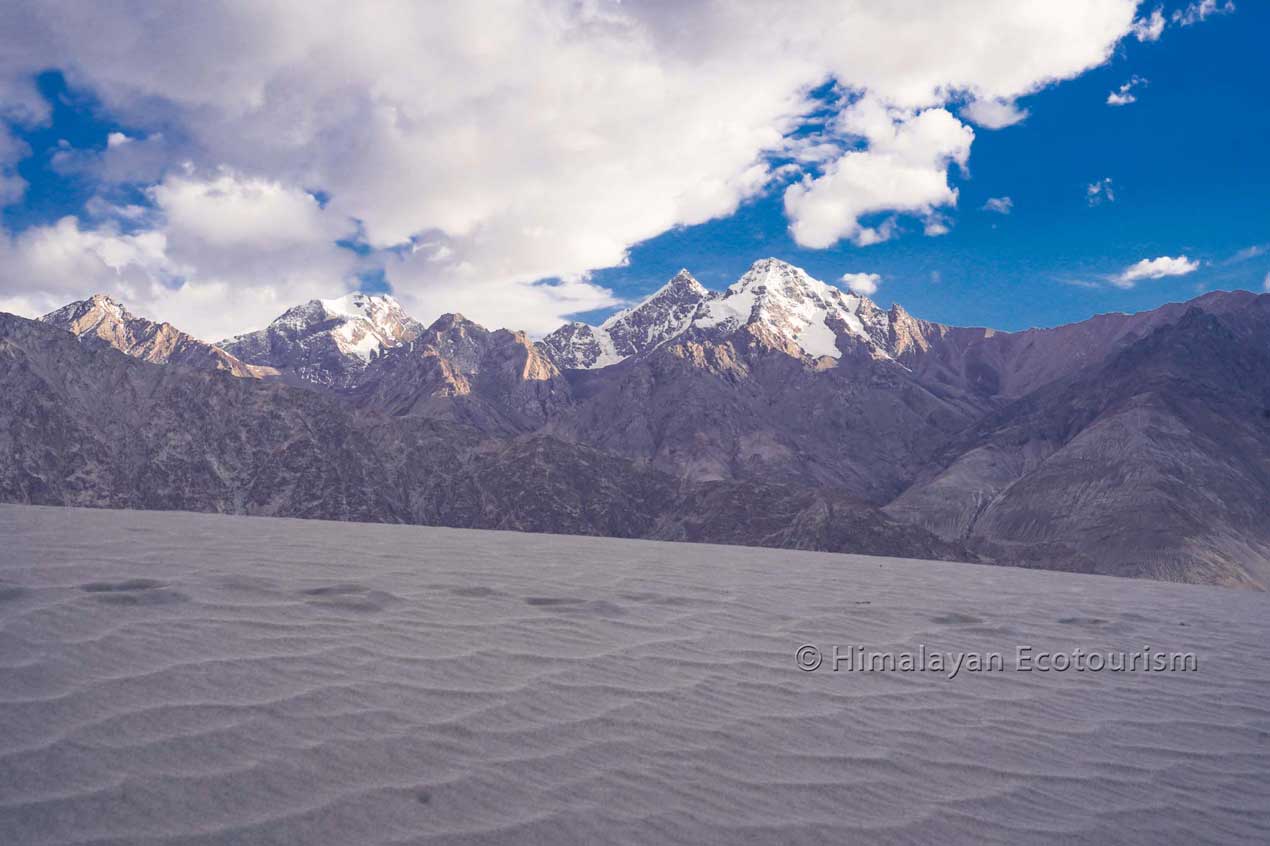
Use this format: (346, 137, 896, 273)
(40, 294, 274, 379)
(11, 258, 1270, 587)
(0, 312, 967, 562)
(540, 269, 708, 369)
(541, 259, 901, 369)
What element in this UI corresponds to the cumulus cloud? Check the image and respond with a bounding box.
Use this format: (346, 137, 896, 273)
(0, 0, 1142, 335)
(961, 98, 1029, 129)
(784, 99, 974, 248)
(1107, 76, 1146, 106)
(1114, 255, 1200, 288)
(923, 217, 951, 237)
(1263, 271, 1270, 293)
(0, 170, 359, 339)
(982, 196, 1013, 214)
(1087, 177, 1116, 206)
(150, 169, 341, 250)
(840, 272, 881, 297)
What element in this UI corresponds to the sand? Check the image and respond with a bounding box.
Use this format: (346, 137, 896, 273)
(1, 503, 1268, 845)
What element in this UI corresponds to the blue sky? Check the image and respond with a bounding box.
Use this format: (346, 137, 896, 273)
(0, 2, 1265, 337)
(583, 3, 1270, 329)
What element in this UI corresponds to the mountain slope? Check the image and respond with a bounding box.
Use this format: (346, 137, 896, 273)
(563, 328, 984, 500)
(887, 302, 1270, 588)
(20, 264, 1270, 587)
(346, 313, 572, 433)
(896, 290, 1263, 401)
(547, 260, 987, 500)
(40, 294, 271, 378)
(0, 312, 966, 561)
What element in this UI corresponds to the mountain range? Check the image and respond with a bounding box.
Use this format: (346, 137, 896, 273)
(6, 257, 1269, 588)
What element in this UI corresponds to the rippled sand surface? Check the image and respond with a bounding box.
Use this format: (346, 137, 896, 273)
(2, 504, 1269, 845)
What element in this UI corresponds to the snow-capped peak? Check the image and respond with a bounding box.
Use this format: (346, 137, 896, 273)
(319, 292, 400, 323)
(220, 291, 424, 382)
(694, 258, 874, 359)
(542, 258, 894, 369)
(313, 294, 418, 360)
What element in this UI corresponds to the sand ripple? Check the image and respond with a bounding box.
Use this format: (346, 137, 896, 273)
(1, 504, 1268, 845)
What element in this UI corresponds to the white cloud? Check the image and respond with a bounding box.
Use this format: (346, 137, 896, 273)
(1263, 271, 1270, 293)
(982, 196, 1013, 214)
(1114, 255, 1200, 288)
(1107, 76, 1146, 106)
(923, 217, 951, 237)
(840, 272, 881, 297)
(1173, 1, 1236, 27)
(1229, 244, 1267, 263)
(1131, 8, 1166, 41)
(0, 171, 360, 340)
(961, 98, 1029, 129)
(150, 169, 340, 249)
(1124, 1, 1231, 46)
(0, 214, 355, 340)
(1, 1, 1141, 333)
(784, 99, 974, 248)
(1087, 177, 1116, 206)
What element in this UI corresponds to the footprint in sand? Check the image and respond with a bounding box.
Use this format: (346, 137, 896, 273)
(80, 578, 188, 606)
(0, 583, 28, 602)
(300, 583, 398, 612)
(931, 612, 984, 625)
(525, 596, 626, 617)
(450, 586, 501, 598)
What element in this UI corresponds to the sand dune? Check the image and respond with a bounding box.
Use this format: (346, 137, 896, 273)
(2, 504, 1268, 845)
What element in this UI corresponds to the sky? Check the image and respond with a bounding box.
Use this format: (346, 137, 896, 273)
(0, 1, 1266, 340)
